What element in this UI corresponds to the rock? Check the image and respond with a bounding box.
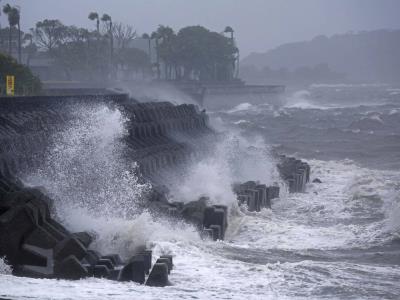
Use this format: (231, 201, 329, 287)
(212, 208, 227, 239)
(19, 244, 54, 278)
(209, 225, 222, 241)
(102, 254, 122, 266)
(156, 258, 171, 274)
(312, 178, 322, 183)
(146, 263, 169, 287)
(55, 255, 88, 280)
(119, 255, 146, 284)
(83, 250, 100, 265)
(88, 264, 110, 278)
(137, 250, 152, 275)
(72, 232, 93, 248)
(97, 258, 114, 270)
(203, 206, 226, 240)
(201, 228, 213, 240)
(108, 268, 122, 280)
(24, 227, 58, 249)
(159, 255, 173, 271)
(213, 205, 228, 228)
(180, 197, 208, 226)
(0, 205, 37, 266)
(202, 207, 216, 228)
(54, 237, 87, 261)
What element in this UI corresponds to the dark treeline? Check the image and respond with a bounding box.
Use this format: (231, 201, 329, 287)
(0, 3, 239, 83)
(146, 25, 238, 81)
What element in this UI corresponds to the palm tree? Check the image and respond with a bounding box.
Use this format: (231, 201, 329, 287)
(224, 26, 234, 40)
(24, 30, 36, 66)
(101, 13, 113, 61)
(88, 12, 99, 33)
(224, 26, 239, 79)
(151, 31, 160, 79)
(142, 33, 151, 62)
(0, 0, 2, 29)
(156, 26, 175, 79)
(2, 4, 19, 58)
(15, 5, 21, 64)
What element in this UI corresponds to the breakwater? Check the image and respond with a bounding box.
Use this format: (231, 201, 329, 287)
(0, 94, 310, 285)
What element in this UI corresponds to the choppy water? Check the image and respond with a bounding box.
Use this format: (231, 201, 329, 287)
(1, 84, 400, 300)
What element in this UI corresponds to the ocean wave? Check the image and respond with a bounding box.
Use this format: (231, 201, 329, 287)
(0, 257, 12, 275)
(229, 159, 400, 251)
(233, 119, 251, 125)
(227, 102, 255, 113)
(349, 115, 385, 130)
(311, 83, 390, 88)
(284, 90, 334, 110)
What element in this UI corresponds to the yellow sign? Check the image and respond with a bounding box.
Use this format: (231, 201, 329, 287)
(6, 75, 15, 96)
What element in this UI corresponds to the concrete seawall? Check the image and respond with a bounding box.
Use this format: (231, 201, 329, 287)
(0, 94, 310, 284)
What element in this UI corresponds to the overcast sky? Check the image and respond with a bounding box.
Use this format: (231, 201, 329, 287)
(2, 0, 400, 57)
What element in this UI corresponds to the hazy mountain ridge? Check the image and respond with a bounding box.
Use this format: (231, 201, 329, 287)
(241, 29, 400, 83)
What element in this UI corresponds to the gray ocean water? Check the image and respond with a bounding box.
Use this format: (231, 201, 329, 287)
(1, 84, 400, 300)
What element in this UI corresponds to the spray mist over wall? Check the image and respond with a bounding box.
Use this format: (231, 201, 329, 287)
(169, 130, 280, 207)
(25, 102, 150, 221)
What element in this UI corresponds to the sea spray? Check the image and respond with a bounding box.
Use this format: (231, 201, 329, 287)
(170, 131, 280, 207)
(21, 102, 162, 255)
(64, 209, 201, 260)
(0, 257, 12, 274)
(25, 102, 150, 219)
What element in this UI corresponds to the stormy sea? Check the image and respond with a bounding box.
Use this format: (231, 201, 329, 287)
(1, 84, 400, 300)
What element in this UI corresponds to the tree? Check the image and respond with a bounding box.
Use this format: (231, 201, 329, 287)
(24, 31, 37, 66)
(112, 22, 136, 49)
(101, 13, 113, 61)
(0, 26, 20, 55)
(0, 53, 41, 95)
(156, 25, 176, 79)
(142, 33, 152, 61)
(224, 26, 234, 40)
(2, 4, 19, 57)
(88, 12, 100, 33)
(224, 26, 239, 78)
(116, 47, 151, 79)
(15, 5, 21, 64)
(175, 26, 236, 81)
(151, 31, 160, 79)
(34, 19, 66, 53)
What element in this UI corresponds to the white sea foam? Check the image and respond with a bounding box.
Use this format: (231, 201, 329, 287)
(284, 90, 330, 110)
(311, 83, 390, 88)
(231, 159, 400, 251)
(170, 132, 279, 208)
(0, 257, 12, 274)
(227, 102, 254, 113)
(4, 88, 400, 299)
(233, 119, 251, 125)
(21, 103, 158, 257)
(25, 103, 150, 219)
(2, 158, 400, 300)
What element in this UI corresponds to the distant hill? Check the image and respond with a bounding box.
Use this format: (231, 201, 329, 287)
(241, 30, 400, 83)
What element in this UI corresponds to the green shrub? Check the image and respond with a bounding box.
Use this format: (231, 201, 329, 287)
(0, 53, 42, 96)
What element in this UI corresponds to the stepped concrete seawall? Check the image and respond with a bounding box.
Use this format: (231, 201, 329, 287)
(0, 94, 310, 284)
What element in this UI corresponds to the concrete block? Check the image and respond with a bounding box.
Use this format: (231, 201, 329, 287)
(156, 258, 171, 274)
(119, 255, 145, 284)
(159, 255, 173, 271)
(146, 263, 169, 287)
(54, 237, 87, 261)
(55, 255, 88, 280)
